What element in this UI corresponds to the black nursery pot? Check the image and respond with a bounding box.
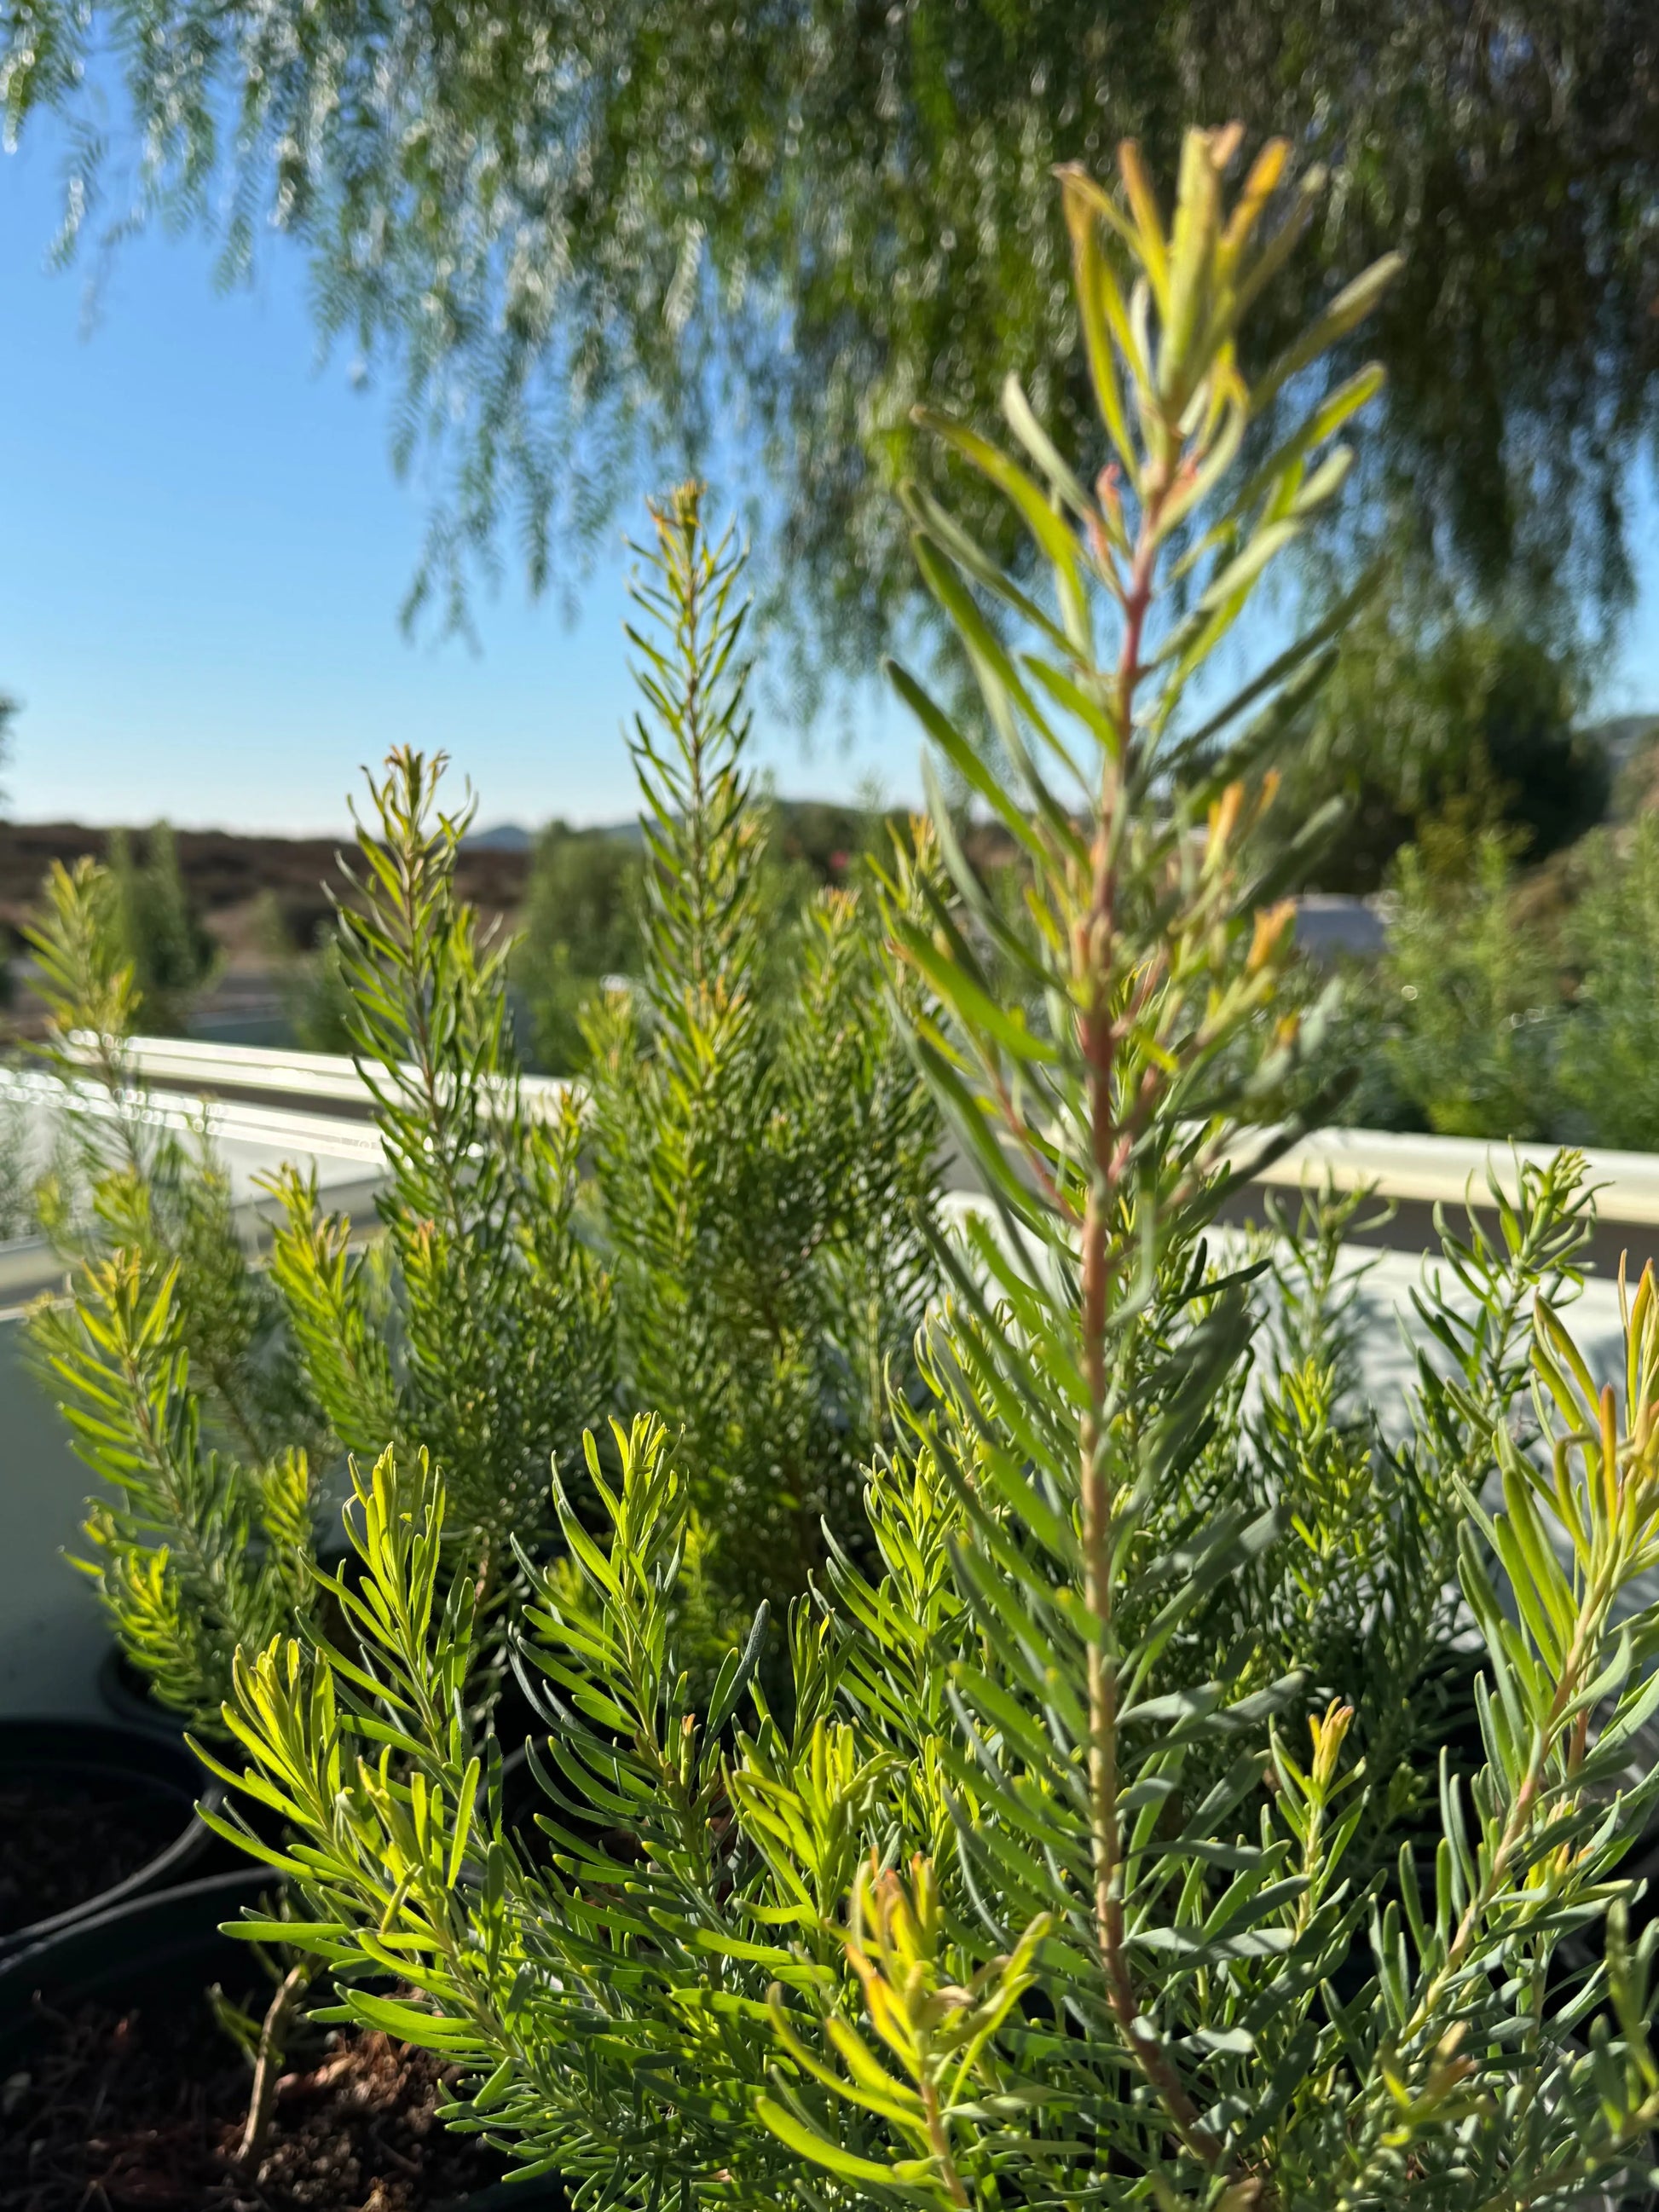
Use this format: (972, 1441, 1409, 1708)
(0, 1717, 223, 1956)
(97, 1643, 194, 1744)
(0, 1870, 564, 2210)
(0, 1867, 265, 2058)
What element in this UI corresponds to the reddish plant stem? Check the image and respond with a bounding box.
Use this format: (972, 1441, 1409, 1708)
(1078, 495, 1222, 2168)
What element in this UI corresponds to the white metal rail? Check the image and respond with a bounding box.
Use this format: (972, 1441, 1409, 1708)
(3, 1038, 1654, 1307)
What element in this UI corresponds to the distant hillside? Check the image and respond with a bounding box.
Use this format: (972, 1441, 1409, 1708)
(0, 819, 531, 950)
(0, 797, 1004, 956)
(1584, 714, 1659, 775)
(465, 822, 535, 852)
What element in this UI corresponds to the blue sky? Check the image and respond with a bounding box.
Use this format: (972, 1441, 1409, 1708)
(0, 128, 910, 834)
(2, 124, 1656, 836)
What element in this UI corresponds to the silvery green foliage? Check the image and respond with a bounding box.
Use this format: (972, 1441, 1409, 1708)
(201, 130, 1659, 2207)
(3, 0, 1650, 662)
(582, 484, 942, 1628)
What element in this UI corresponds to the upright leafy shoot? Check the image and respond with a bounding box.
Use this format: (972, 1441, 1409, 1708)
(25, 858, 327, 1730)
(585, 486, 940, 1625)
(268, 748, 614, 1609)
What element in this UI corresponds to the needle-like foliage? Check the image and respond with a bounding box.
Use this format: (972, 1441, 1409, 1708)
(24, 858, 331, 1730)
(26, 753, 614, 1725)
(583, 485, 942, 1627)
(265, 748, 615, 1614)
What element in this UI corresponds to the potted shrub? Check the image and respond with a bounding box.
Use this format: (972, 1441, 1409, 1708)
(10, 781, 614, 2197)
(9, 416, 952, 2203)
(22, 125, 1654, 2212)
(182, 127, 1659, 2207)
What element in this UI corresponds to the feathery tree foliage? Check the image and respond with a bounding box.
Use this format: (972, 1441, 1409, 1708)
(265, 749, 613, 1614)
(583, 484, 943, 1627)
(3, 3, 1653, 650)
(197, 127, 1659, 2207)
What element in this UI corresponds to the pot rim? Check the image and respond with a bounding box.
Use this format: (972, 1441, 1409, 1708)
(0, 1717, 224, 1957)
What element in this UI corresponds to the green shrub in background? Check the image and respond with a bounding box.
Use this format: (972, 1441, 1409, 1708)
(1559, 817, 1659, 1152)
(107, 819, 219, 1034)
(1287, 595, 1604, 898)
(286, 928, 357, 1056)
(516, 820, 643, 1073)
(26, 531, 941, 1721)
(197, 124, 1659, 2209)
(1376, 818, 1562, 1139)
(583, 486, 943, 1627)
(251, 892, 359, 1056)
(512, 791, 892, 1078)
(1321, 803, 1659, 1151)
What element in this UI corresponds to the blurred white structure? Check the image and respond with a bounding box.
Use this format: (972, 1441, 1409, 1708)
(3, 1041, 1653, 1718)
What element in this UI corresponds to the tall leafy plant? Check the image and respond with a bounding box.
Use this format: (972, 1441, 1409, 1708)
(583, 485, 941, 1625)
(28, 750, 615, 1726)
(25, 759, 613, 2169)
(199, 128, 1659, 2207)
(266, 749, 614, 1615)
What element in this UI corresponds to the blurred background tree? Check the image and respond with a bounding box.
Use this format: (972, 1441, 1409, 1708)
(515, 823, 643, 1076)
(105, 821, 217, 1035)
(253, 899, 357, 1057)
(1287, 591, 1611, 894)
(2, 2, 1654, 673)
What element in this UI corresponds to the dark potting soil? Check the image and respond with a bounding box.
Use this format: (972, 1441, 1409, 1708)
(0, 1993, 516, 2211)
(0, 1778, 188, 1938)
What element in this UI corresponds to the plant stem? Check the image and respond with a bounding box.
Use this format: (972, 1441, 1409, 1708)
(920, 2076, 969, 2208)
(235, 1959, 315, 2170)
(1078, 493, 1221, 2167)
